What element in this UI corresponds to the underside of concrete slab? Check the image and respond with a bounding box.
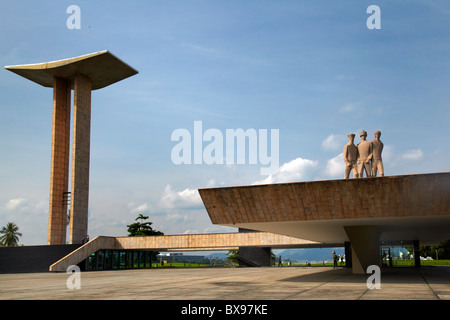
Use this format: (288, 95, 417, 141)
(5, 50, 138, 90)
(199, 172, 450, 273)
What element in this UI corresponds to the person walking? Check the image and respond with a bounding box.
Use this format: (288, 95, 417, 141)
(332, 251, 338, 269)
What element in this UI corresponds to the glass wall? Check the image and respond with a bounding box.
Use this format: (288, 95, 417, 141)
(380, 241, 416, 267)
(87, 250, 154, 271)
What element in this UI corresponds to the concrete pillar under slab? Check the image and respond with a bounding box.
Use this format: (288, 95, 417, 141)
(238, 247, 272, 267)
(344, 226, 381, 274)
(344, 241, 352, 268)
(69, 74, 92, 244)
(237, 228, 272, 267)
(48, 77, 71, 245)
(414, 239, 420, 268)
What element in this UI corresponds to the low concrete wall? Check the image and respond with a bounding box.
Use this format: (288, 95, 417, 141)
(0, 244, 80, 273)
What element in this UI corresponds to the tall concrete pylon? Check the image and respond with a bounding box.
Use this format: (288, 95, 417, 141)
(5, 51, 138, 244)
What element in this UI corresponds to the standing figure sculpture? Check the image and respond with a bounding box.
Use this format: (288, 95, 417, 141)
(371, 130, 384, 177)
(343, 134, 358, 179)
(357, 130, 372, 178)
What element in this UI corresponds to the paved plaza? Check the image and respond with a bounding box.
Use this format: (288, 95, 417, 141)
(1, 266, 449, 300)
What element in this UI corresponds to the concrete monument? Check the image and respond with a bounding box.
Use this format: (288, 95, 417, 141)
(371, 130, 384, 177)
(5, 51, 138, 245)
(357, 130, 372, 178)
(343, 134, 358, 179)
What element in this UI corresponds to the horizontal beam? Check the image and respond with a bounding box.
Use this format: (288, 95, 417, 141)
(49, 232, 331, 271)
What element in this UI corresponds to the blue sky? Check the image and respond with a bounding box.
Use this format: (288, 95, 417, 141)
(1, 1, 449, 245)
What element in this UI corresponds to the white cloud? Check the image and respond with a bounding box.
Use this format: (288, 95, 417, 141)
(340, 101, 361, 113)
(167, 213, 195, 223)
(324, 153, 344, 178)
(382, 146, 424, 162)
(5, 198, 27, 211)
(382, 145, 395, 163)
(206, 179, 224, 188)
(0, 197, 48, 245)
(182, 229, 200, 234)
(158, 185, 203, 209)
(400, 149, 424, 161)
(130, 203, 151, 214)
(321, 134, 345, 152)
(253, 157, 319, 184)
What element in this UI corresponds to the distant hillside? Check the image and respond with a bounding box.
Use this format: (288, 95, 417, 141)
(207, 252, 228, 259)
(206, 248, 346, 263)
(275, 248, 345, 263)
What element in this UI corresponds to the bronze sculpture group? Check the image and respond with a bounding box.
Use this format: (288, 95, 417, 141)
(343, 130, 384, 179)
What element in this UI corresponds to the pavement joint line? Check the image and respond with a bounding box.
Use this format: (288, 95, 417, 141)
(418, 269, 441, 300)
(356, 288, 370, 300)
(202, 275, 278, 299)
(281, 281, 328, 300)
(279, 268, 351, 300)
(240, 268, 341, 299)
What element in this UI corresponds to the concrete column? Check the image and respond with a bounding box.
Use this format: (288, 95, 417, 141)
(344, 241, 352, 268)
(69, 74, 92, 244)
(344, 225, 381, 274)
(414, 239, 420, 268)
(237, 228, 272, 267)
(238, 246, 272, 267)
(48, 77, 71, 245)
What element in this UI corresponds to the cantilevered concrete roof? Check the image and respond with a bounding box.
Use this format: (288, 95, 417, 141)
(4, 50, 138, 90)
(199, 172, 450, 246)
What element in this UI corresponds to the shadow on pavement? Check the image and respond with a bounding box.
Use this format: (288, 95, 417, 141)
(277, 266, 450, 285)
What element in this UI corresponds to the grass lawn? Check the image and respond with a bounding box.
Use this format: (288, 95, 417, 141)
(384, 259, 450, 266)
(133, 260, 450, 268)
(275, 260, 450, 267)
(420, 259, 450, 266)
(152, 262, 215, 268)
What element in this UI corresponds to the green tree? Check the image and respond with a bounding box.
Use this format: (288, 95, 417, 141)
(420, 239, 450, 260)
(441, 239, 450, 259)
(226, 249, 239, 265)
(270, 250, 276, 265)
(0, 222, 22, 247)
(127, 214, 164, 263)
(127, 214, 164, 237)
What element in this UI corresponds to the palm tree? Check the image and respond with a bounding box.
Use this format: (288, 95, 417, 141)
(0, 222, 22, 247)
